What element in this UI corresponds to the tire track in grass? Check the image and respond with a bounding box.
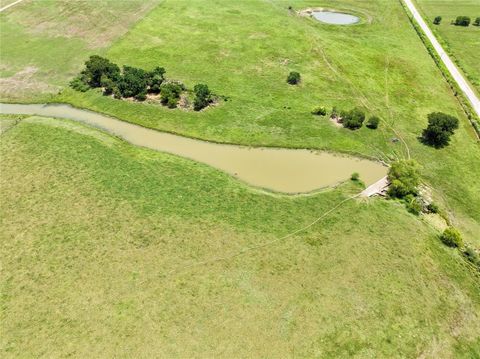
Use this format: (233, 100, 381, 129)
(162, 193, 361, 278)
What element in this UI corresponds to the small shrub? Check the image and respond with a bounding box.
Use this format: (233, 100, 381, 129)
(160, 82, 183, 108)
(311, 106, 327, 116)
(70, 76, 90, 92)
(474, 17, 480, 26)
(134, 90, 147, 101)
(287, 71, 301, 85)
(433, 16, 442, 25)
(193, 83, 212, 111)
(387, 160, 421, 198)
(100, 75, 116, 95)
(331, 106, 338, 118)
(426, 202, 440, 214)
(366, 116, 380, 129)
(147, 66, 166, 93)
(112, 86, 122, 99)
(350, 172, 360, 181)
(454, 16, 471, 26)
(166, 96, 178, 108)
(464, 247, 480, 266)
(440, 227, 463, 248)
(404, 194, 423, 215)
(341, 108, 365, 130)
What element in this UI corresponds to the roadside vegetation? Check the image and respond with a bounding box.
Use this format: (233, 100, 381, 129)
(416, 0, 480, 93)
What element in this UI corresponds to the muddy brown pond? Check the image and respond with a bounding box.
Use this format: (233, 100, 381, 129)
(0, 103, 387, 193)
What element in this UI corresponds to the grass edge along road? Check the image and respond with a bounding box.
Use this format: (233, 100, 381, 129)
(412, 0, 480, 96)
(402, 0, 480, 136)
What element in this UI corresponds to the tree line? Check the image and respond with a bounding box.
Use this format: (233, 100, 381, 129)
(71, 55, 214, 111)
(433, 15, 480, 27)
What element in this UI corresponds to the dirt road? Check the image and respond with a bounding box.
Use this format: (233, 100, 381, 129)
(402, 0, 480, 118)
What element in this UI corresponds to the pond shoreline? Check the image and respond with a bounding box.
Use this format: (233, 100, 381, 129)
(0, 102, 388, 194)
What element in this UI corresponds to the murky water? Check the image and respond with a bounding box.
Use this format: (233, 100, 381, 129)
(312, 11, 359, 25)
(0, 103, 386, 193)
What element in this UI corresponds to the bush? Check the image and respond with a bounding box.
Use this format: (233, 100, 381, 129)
(454, 16, 471, 26)
(112, 86, 122, 99)
(464, 247, 480, 267)
(433, 16, 442, 25)
(70, 75, 90, 92)
(387, 160, 421, 198)
(440, 227, 463, 248)
(426, 202, 440, 214)
(100, 75, 116, 95)
(475, 17, 480, 26)
(287, 71, 301, 85)
(311, 106, 327, 116)
(330, 106, 338, 118)
(341, 108, 365, 130)
(350, 172, 360, 181)
(160, 82, 183, 108)
(366, 116, 380, 129)
(193, 83, 212, 111)
(421, 112, 459, 148)
(147, 66, 166, 93)
(134, 90, 147, 101)
(404, 194, 423, 215)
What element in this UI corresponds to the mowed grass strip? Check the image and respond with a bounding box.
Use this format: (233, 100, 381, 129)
(1, 117, 479, 357)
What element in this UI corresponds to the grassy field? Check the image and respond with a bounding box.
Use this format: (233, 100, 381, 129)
(1, 116, 479, 357)
(415, 0, 480, 93)
(1, 0, 480, 357)
(53, 0, 480, 245)
(0, 0, 159, 101)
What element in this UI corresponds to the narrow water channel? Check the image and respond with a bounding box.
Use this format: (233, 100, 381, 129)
(0, 103, 387, 193)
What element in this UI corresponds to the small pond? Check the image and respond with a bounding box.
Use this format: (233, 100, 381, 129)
(312, 11, 359, 25)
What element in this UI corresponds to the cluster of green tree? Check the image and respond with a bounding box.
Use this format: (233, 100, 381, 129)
(71, 55, 213, 110)
(387, 160, 420, 199)
(454, 16, 471, 26)
(433, 16, 480, 27)
(340, 108, 365, 129)
(387, 160, 478, 270)
(421, 112, 459, 148)
(160, 82, 185, 108)
(337, 108, 380, 130)
(387, 159, 425, 215)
